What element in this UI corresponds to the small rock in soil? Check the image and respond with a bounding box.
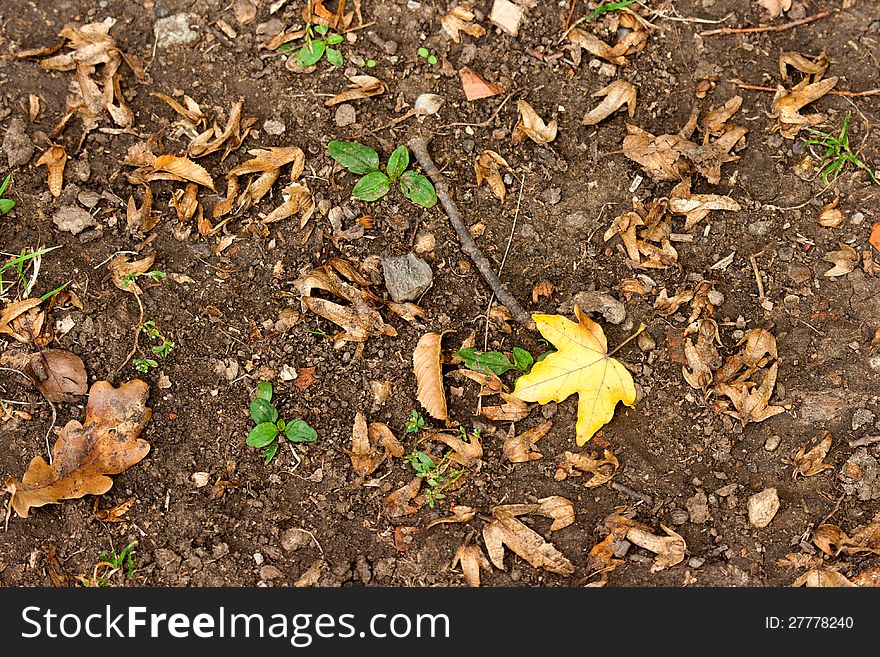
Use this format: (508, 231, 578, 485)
(281, 528, 313, 551)
(53, 206, 96, 235)
(686, 491, 709, 524)
(637, 331, 656, 352)
(78, 190, 102, 209)
(839, 449, 880, 500)
(3, 118, 34, 168)
(259, 565, 284, 581)
(335, 104, 356, 127)
(777, 245, 794, 261)
(154, 13, 199, 48)
(256, 19, 283, 36)
(747, 488, 779, 528)
(562, 209, 594, 233)
(540, 187, 561, 205)
(764, 435, 781, 451)
(382, 252, 432, 302)
(262, 119, 286, 135)
(670, 509, 689, 525)
(747, 221, 772, 237)
(571, 291, 626, 325)
(852, 408, 875, 431)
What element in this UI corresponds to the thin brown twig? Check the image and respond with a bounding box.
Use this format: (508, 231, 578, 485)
(735, 82, 880, 98)
(565, 0, 578, 31)
(749, 251, 766, 303)
(408, 136, 535, 330)
(700, 10, 829, 36)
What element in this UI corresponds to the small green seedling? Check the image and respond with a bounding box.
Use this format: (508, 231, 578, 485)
(406, 450, 463, 508)
(457, 347, 534, 375)
(0, 175, 14, 215)
(405, 410, 428, 434)
(417, 47, 438, 66)
(0, 246, 58, 297)
(285, 23, 345, 67)
(582, 0, 640, 23)
(247, 381, 317, 464)
(133, 320, 173, 373)
(78, 540, 138, 587)
(365, 59, 377, 68)
(804, 112, 879, 185)
(327, 141, 438, 208)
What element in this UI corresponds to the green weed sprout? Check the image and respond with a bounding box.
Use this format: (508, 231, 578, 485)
(0, 175, 14, 215)
(804, 112, 879, 185)
(247, 381, 317, 464)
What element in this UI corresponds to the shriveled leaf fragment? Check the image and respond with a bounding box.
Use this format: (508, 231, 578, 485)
(813, 512, 880, 557)
(779, 51, 828, 82)
(426, 505, 477, 529)
(150, 155, 216, 191)
(682, 319, 721, 390)
(93, 495, 136, 522)
(513, 306, 636, 446)
(512, 100, 557, 146)
(625, 524, 687, 572)
(482, 513, 575, 575)
(701, 96, 742, 137)
(413, 332, 449, 421)
(187, 99, 252, 159)
(451, 544, 492, 587)
(792, 568, 857, 588)
(818, 195, 844, 227)
(383, 477, 423, 517)
(0, 298, 44, 342)
(481, 391, 530, 422)
(555, 448, 620, 487)
(431, 430, 482, 468)
(717, 362, 785, 425)
(109, 253, 155, 295)
(568, 26, 646, 66)
(325, 75, 387, 106)
(36, 145, 67, 197)
(759, 0, 792, 19)
(623, 124, 694, 181)
(346, 413, 403, 479)
(669, 178, 740, 230)
(792, 432, 833, 479)
(228, 146, 305, 177)
(502, 420, 551, 463)
(441, 5, 486, 43)
(127, 184, 155, 232)
(822, 244, 858, 277)
(494, 496, 575, 531)
(474, 150, 510, 203)
(582, 80, 637, 126)
(459, 66, 503, 101)
(449, 368, 504, 396)
(771, 77, 838, 139)
(5, 380, 151, 518)
(26, 350, 88, 402)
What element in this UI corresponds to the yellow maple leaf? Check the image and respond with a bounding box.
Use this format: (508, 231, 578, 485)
(513, 307, 636, 446)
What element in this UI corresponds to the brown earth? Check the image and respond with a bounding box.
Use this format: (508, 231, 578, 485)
(1, 0, 879, 588)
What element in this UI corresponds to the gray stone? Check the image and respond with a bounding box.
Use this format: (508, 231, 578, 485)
(839, 448, 880, 500)
(540, 187, 561, 205)
(562, 209, 594, 232)
(764, 435, 781, 451)
(154, 13, 199, 48)
(382, 253, 433, 302)
(259, 565, 284, 580)
(3, 118, 34, 168)
(262, 119, 286, 135)
(53, 206, 96, 235)
(335, 104, 356, 127)
(572, 291, 626, 325)
(852, 408, 875, 432)
(281, 528, 313, 552)
(747, 220, 772, 237)
(686, 491, 709, 524)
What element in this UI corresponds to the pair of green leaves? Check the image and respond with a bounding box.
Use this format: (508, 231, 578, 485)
(327, 141, 438, 208)
(291, 24, 344, 68)
(457, 347, 534, 376)
(0, 175, 14, 215)
(247, 381, 318, 464)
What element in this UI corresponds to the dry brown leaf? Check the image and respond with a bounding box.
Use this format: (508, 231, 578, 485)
(512, 100, 557, 146)
(426, 505, 477, 529)
(482, 513, 575, 575)
(431, 430, 483, 468)
(293, 559, 326, 587)
(451, 544, 492, 587)
(605, 199, 678, 269)
(823, 244, 858, 277)
(228, 146, 305, 177)
(716, 362, 785, 426)
(36, 145, 67, 198)
(494, 496, 575, 531)
(818, 195, 845, 227)
(263, 182, 315, 226)
(172, 183, 199, 223)
(567, 27, 645, 66)
(481, 391, 530, 422)
(625, 523, 687, 572)
(813, 512, 880, 557)
(236, 169, 280, 212)
(474, 150, 510, 203)
(187, 99, 249, 159)
(126, 184, 154, 233)
(345, 413, 403, 479)
(792, 567, 857, 588)
(5, 380, 151, 518)
(383, 477, 423, 517)
(582, 80, 637, 126)
(701, 96, 742, 137)
(779, 51, 828, 82)
(149, 155, 216, 191)
(852, 565, 880, 587)
(151, 92, 203, 125)
(109, 254, 155, 295)
(669, 178, 741, 230)
(502, 420, 551, 463)
(93, 495, 136, 522)
(459, 66, 503, 101)
(325, 75, 387, 106)
(683, 319, 721, 390)
(654, 288, 693, 317)
(792, 432, 833, 479)
(449, 368, 504, 396)
(531, 279, 555, 303)
(759, 0, 792, 19)
(441, 5, 486, 43)
(622, 124, 694, 181)
(0, 298, 44, 343)
(771, 77, 838, 139)
(26, 350, 88, 403)
(554, 449, 619, 487)
(413, 332, 449, 421)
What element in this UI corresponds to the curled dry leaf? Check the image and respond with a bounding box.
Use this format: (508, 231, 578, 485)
(474, 150, 511, 203)
(459, 66, 503, 101)
(481, 391, 530, 422)
(759, 0, 792, 19)
(568, 26, 646, 66)
(502, 419, 551, 463)
(431, 430, 482, 468)
(451, 544, 492, 587)
(228, 146, 305, 178)
(717, 362, 785, 426)
(531, 279, 555, 303)
(413, 332, 449, 421)
(823, 244, 858, 277)
(325, 75, 388, 106)
(26, 349, 88, 402)
(149, 155, 216, 191)
(771, 77, 838, 139)
(792, 432, 833, 479)
(512, 100, 557, 146)
(582, 80, 637, 126)
(151, 92, 204, 126)
(441, 5, 486, 43)
(36, 145, 67, 198)
(494, 496, 575, 531)
(482, 513, 575, 575)
(109, 253, 155, 295)
(669, 178, 741, 230)
(682, 319, 721, 391)
(626, 524, 687, 572)
(0, 298, 44, 343)
(187, 99, 252, 159)
(93, 495, 136, 522)
(426, 504, 477, 529)
(383, 477, 423, 517)
(792, 568, 857, 588)
(604, 198, 678, 269)
(127, 184, 154, 233)
(818, 195, 844, 228)
(813, 512, 880, 557)
(449, 368, 504, 396)
(554, 449, 619, 487)
(779, 51, 828, 82)
(5, 380, 151, 518)
(701, 96, 742, 137)
(346, 413, 404, 479)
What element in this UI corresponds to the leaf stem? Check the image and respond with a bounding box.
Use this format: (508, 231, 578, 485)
(608, 322, 646, 356)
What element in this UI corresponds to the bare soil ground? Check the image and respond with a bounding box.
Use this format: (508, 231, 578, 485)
(1, 0, 879, 588)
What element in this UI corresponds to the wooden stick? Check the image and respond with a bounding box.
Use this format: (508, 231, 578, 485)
(408, 136, 535, 330)
(736, 82, 880, 98)
(700, 10, 829, 36)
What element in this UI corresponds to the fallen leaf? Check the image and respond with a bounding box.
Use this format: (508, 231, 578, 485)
(36, 145, 67, 197)
(345, 413, 403, 479)
(717, 362, 785, 426)
(682, 319, 721, 391)
(47, 545, 70, 587)
(293, 559, 326, 587)
(426, 505, 477, 529)
(449, 368, 504, 396)
(441, 5, 486, 43)
(792, 432, 833, 479)
(822, 244, 858, 277)
(531, 279, 555, 303)
(482, 513, 575, 575)
(383, 477, 423, 517)
(668, 178, 741, 230)
(149, 155, 216, 191)
(413, 332, 449, 421)
(502, 420, 551, 463)
(0, 298, 44, 343)
(513, 306, 636, 446)
(127, 184, 154, 232)
(701, 95, 742, 136)
(779, 51, 828, 82)
(431, 430, 482, 468)
(228, 146, 305, 177)
(625, 524, 687, 572)
(582, 80, 637, 126)
(109, 253, 155, 295)
(512, 100, 557, 146)
(813, 512, 880, 557)
(93, 495, 136, 522)
(759, 0, 792, 19)
(494, 496, 575, 531)
(771, 77, 838, 139)
(325, 75, 388, 106)
(622, 124, 694, 181)
(451, 544, 492, 587)
(792, 567, 857, 588)
(818, 195, 844, 227)
(568, 26, 646, 66)
(5, 380, 151, 518)
(26, 350, 88, 402)
(869, 222, 880, 254)
(263, 182, 315, 226)
(459, 66, 503, 101)
(393, 526, 419, 552)
(481, 391, 531, 422)
(187, 99, 251, 159)
(292, 366, 317, 391)
(151, 92, 204, 125)
(852, 564, 880, 587)
(554, 449, 619, 487)
(474, 150, 510, 203)
(604, 199, 678, 269)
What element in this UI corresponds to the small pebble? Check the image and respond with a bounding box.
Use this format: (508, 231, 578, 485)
(688, 557, 705, 568)
(262, 119, 286, 135)
(764, 435, 781, 452)
(637, 331, 656, 353)
(777, 245, 794, 262)
(747, 221, 771, 237)
(335, 104, 356, 127)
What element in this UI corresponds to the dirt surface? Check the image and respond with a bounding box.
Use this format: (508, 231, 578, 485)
(1, 0, 879, 588)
